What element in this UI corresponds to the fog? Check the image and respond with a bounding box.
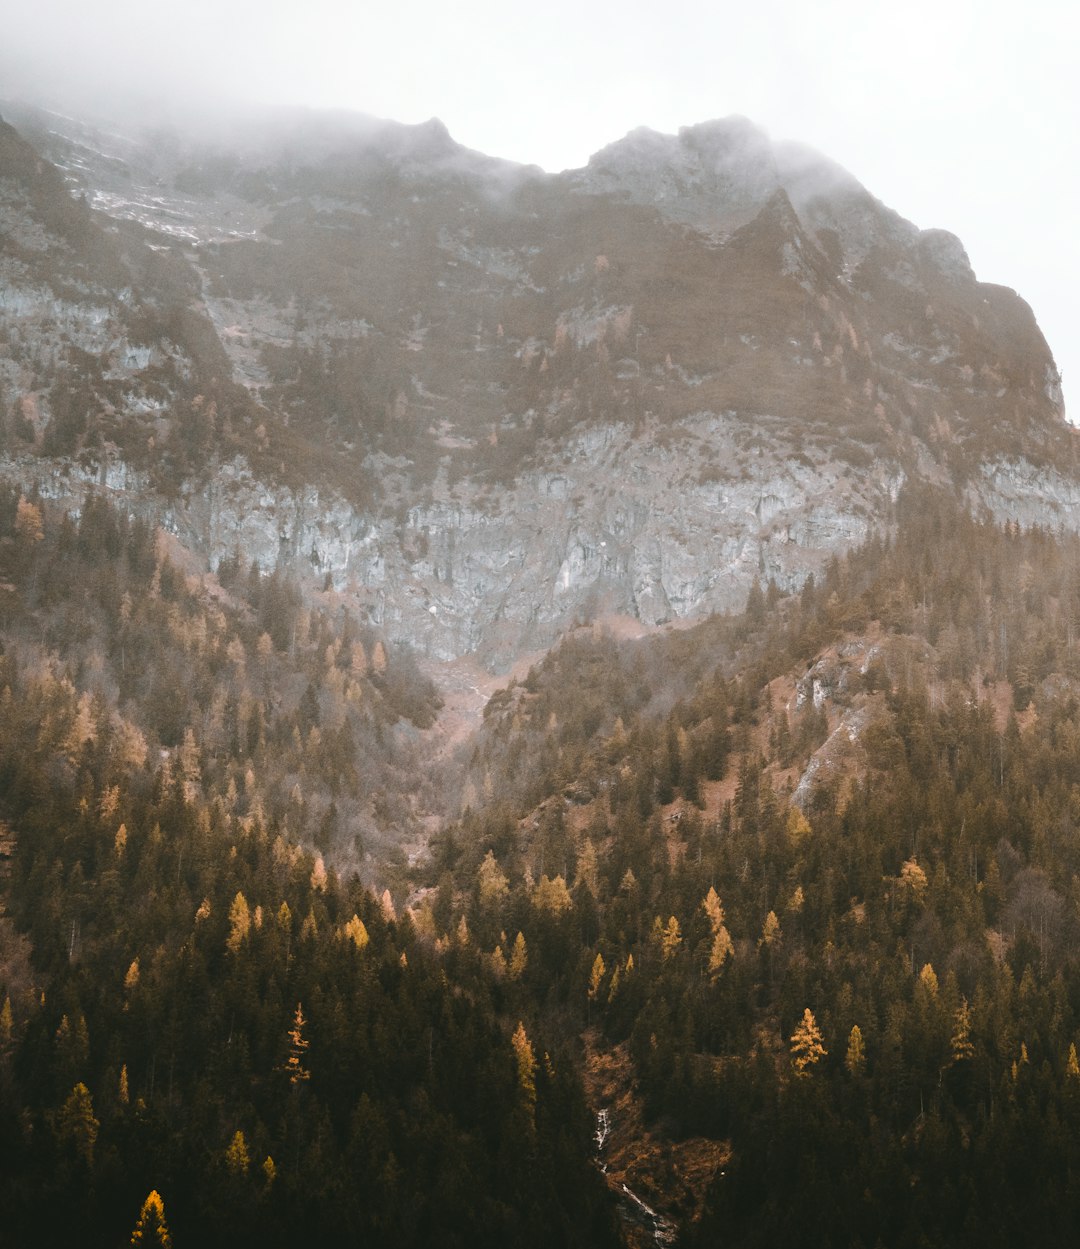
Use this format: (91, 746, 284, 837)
(2, 0, 1076, 417)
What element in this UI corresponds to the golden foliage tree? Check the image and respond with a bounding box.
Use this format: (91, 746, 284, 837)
(509, 931, 528, 980)
(661, 915, 682, 960)
(225, 1129, 250, 1177)
(790, 1008, 827, 1075)
(15, 496, 44, 545)
(130, 1189, 172, 1247)
(588, 952, 606, 1000)
(226, 891, 251, 954)
(478, 850, 510, 909)
(532, 874, 573, 915)
(343, 914, 370, 951)
(845, 1024, 866, 1076)
(759, 910, 782, 948)
(951, 998, 975, 1064)
(703, 887, 733, 974)
(511, 1021, 537, 1115)
(285, 1003, 311, 1084)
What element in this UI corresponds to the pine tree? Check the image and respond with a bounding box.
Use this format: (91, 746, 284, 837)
(55, 1081, 99, 1166)
(575, 839, 599, 896)
(790, 1008, 827, 1075)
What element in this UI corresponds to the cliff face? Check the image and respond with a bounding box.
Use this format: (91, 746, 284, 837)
(0, 103, 1074, 668)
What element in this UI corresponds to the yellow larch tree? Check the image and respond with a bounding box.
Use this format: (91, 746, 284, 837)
(224, 1129, 250, 1177)
(478, 850, 510, 909)
(284, 1003, 311, 1084)
(588, 952, 606, 1000)
(790, 1008, 827, 1075)
(845, 1024, 866, 1076)
(509, 931, 529, 980)
(130, 1189, 172, 1247)
(660, 916, 682, 960)
(226, 891, 251, 954)
(511, 1021, 537, 1116)
(951, 998, 975, 1064)
(343, 914, 369, 951)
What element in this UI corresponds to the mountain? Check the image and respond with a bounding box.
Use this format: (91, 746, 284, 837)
(6, 98, 1080, 1248)
(1, 101, 1074, 670)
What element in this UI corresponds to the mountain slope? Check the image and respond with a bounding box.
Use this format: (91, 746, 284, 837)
(1, 102, 1075, 668)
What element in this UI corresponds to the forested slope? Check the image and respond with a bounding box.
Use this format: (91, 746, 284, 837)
(0, 489, 618, 1248)
(427, 487, 1080, 1246)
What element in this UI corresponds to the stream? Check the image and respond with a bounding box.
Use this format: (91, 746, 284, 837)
(595, 1109, 678, 1247)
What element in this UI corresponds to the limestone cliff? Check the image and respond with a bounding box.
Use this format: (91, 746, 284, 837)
(0, 102, 1074, 669)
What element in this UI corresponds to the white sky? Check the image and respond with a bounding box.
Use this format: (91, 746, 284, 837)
(3, 0, 1078, 418)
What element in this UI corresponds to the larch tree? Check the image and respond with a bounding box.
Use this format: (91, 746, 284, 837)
(950, 998, 974, 1064)
(285, 1003, 311, 1084)
(703, 887, 733, 975)
(509, 931, 529, 980)
(130, 1190, 171, 1248)
(588, 952, 606, 1001)
(476, 849, 509, 909)
(759, 910, 782, 948)
(343, 914, 369, 951)
(380, 888, 397, 922)
(226, 891, 251, 954)
(15, 496, 44, 547)
(661, 916, 682, 960)
(845, 1024, 866, 1076)
(532, 874, 573, 916)
(225, 1129, 250, 1177)
(511, 1021, 537, 1116)
(790, 1008, 827, 1075)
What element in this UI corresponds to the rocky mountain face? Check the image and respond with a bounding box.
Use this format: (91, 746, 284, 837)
(0, 102, 1073, 669)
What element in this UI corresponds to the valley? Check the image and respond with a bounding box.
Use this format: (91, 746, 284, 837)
(1, 97, 1079, 1247)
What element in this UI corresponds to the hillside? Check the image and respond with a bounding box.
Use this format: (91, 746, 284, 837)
(3, 97, 1080, 1247)
(1, 102, 1076, 667)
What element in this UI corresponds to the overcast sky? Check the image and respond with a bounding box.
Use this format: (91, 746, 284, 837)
(3, 0, 1077, 418)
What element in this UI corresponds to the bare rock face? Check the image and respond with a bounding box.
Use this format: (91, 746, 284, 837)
(0, 103, 1075, 669)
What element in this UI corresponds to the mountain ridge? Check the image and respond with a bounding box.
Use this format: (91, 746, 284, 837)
(0, 99, 1074, 670)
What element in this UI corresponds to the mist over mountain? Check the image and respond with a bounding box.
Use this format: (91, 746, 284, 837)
(2, 97, 1080, 1248)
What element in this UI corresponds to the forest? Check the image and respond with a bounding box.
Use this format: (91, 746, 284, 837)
(4, 482, 1080, 1245)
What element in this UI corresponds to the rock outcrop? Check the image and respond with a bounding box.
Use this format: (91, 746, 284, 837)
(0, 102, 1075, 669)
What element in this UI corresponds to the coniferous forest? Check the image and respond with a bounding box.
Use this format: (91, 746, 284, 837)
(5, 483, 1080, 1245)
